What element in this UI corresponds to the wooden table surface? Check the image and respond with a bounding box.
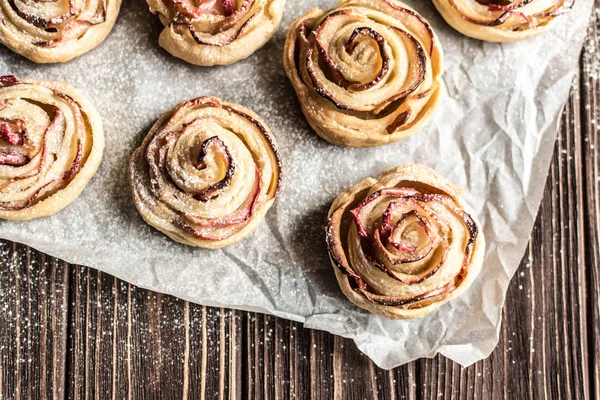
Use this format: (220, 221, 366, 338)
(1, 7, 599, 400)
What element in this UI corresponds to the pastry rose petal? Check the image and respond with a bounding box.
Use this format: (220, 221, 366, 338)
(129, 96, 282, 248)
(432, 0, 574, 42)
(0, 0, 122, 63)
(0, 76, 104, 220)
(283, 0, 444, 148)
(147, 0, 286, 66)
(326, 164, 485, 319)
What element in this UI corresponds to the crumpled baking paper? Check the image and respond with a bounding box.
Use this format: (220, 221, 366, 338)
(0, 0, 593, 369)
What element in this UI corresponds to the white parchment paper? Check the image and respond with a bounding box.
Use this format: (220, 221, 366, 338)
(0, 0, 594, 369)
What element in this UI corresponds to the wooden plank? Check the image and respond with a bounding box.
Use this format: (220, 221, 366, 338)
(289, 320, 311, 400)
(581, 4, 600, 398)
(0, 243, 69, 400)
(332, 336, 376, 400)
(64, 270, 244, 399)
(273, 316, 291, 399)
(309, 330, 335, 400)
(330, 335, 420, 400)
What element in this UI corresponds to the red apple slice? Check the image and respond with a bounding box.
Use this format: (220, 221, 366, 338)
(221, 0, 234, 16)
(0, 76, 20, 87)
(349, 188, 420, 238)
(0, 153, 29, 166)
(326, 200, 368, 290)
(0, 118, 26, 146)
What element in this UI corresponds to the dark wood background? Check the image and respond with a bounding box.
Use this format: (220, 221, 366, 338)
(1, 6, 599, 400)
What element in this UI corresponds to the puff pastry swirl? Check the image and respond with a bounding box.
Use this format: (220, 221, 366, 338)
(0, 0, 122, 63)
(432, 0, 574, 42)
(147, 0, 286, 66)
(129, 96, 281, 248)
(326, 164, 485, 319)
(283, 0, 444, 147)
(0, 76, 104, 220)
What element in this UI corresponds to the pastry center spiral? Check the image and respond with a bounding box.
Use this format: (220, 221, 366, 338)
(129, 97, 281, 248)
(303, 8, 430, 114)
(147, 117, 259, 223)
(346, 188, 477, 289)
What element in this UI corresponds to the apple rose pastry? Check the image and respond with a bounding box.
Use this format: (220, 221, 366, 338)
(129, 97, 281, 249)
(0, 0, 122, 63)
(326, 165, 485, 319)
(147, 0, 286, 66)
(432, 0, 574, 42)
(283, 0, 444, 148)
(0, 76, 104, 220)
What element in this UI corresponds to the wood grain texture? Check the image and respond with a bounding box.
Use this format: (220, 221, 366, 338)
(0, 243, 69, 400)
(581, 7, 600, 400)
(1, 8, 599, 400)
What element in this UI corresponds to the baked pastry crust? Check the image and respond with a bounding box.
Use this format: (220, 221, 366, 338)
(432, 0, 574, 42)
(326, 164, 485, 319)
(283, 0, 444, 148)
(129, 96, 281, 249)
(0, 76, 105, 220)
(147, 0, 286, 66)
(0, 0, 122, 63)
